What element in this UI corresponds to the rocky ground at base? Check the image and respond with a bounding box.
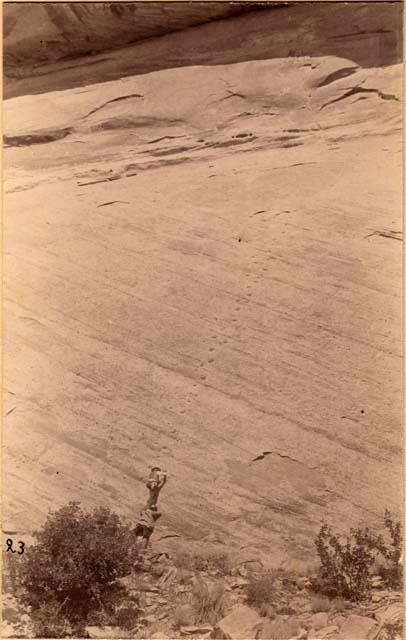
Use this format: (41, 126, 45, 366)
(2, 546, 403, 640)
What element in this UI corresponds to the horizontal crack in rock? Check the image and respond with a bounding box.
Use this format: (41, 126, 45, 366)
(365, 229, 403, 241)
(252, 450, 316, 468)
(320, 85, 400, 110)
(3, 127, 72, 147)
(315, 65, 359, 88)
(79, 92, 144, 120)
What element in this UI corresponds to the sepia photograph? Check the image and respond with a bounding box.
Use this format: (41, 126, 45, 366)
(2, 1, 404, 638)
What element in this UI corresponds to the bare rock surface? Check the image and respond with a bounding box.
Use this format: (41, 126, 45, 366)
(1, 535, 403, 638)
(86, 626, 129, 638)
(3, 52, 402, 561)
(211, 604, 262, 639)
(337, 614, 377, 639)
(2, 0, 403, 587)
(310, 612, 329, 630)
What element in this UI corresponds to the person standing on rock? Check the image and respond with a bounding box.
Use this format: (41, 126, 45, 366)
(134, 505, 162, 550)
(146, 466, 167, 508)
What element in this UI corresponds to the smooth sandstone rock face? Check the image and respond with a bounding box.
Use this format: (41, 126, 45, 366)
(374, 602, 403, 626)
(338, 615, 377, 640)
(310, 612, 329, 630)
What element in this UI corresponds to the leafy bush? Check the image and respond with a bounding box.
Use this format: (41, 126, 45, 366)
(246, 572, 276, 608)
(30, 601, 72, 638)
(312, 511, 403, 601)
(312, 523, 376, 600)
(20, 502, 138, 635)
(373, 510, 403, 590)
(114, 605, 139, 631)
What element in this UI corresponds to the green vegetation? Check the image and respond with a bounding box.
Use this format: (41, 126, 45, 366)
(4, 503, 402, 637)
(312, 510, 403, 601)
(20, 502, 137, 636)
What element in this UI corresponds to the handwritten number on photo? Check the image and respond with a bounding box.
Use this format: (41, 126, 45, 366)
(6, 538, 25, 555)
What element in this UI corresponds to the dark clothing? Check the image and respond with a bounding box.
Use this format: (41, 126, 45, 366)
(146, 488, 160, 508)
(138, 507, 161, 529)
(134, 524, 153, 548)
(134, 507, 162, 548)
(134, 524, 152, 538)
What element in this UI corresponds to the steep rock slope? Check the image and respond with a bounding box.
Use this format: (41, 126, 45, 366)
(4, 2, 402, 98)
(3, 56, 402, 562)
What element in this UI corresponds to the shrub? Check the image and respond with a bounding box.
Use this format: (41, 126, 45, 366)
(30, 601, 72, 638)
(312, 523, 376, 601)
(246, 572, 276, 608)
(373, 510, 403, 590)
(114, 605, 139, 631)
(312, 511, 403, 601)
(191, 578, 226, 625)
(20, 502, 138, 635)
